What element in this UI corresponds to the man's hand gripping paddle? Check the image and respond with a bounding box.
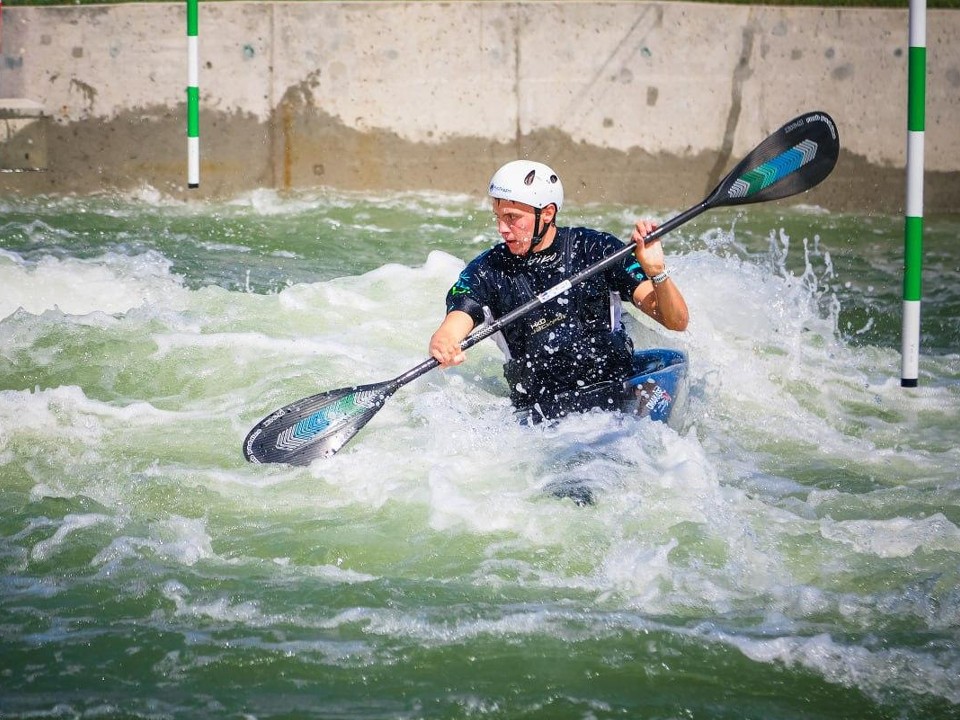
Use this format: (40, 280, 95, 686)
(243, 111, 840, 465)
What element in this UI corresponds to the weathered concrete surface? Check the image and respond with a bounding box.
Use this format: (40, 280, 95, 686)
(1, 1, 958, 212)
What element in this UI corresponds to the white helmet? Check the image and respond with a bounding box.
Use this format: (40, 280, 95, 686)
(488, 160, 564, 212)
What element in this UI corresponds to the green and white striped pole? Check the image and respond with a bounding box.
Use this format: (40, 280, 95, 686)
(187, 0, 200, 188)
(901, 0, 925, 387)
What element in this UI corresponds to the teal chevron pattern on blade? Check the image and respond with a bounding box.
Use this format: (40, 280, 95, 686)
(728, 139, 818, 199)
(274, 389, 380, 453)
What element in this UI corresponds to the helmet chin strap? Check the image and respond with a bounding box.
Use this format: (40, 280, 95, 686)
(524, 208, 551, 256)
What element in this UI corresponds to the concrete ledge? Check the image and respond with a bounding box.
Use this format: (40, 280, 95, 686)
(0, 98, 48, 171)
(0, 98, 47, 119)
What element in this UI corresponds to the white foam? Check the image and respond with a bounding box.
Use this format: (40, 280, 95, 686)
(30, 513, 116, 561)
(721, 630, 960, 705)
(819, 513, 960, 558)
(0, 250, 188, 320)
(161, 579, 262, 623)
(1, 386, 109, 459)
(1, 385, 182, 436)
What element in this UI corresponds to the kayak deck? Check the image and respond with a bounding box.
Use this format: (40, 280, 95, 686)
(514, 347, 688, 427)
(622, 348, 688, 425)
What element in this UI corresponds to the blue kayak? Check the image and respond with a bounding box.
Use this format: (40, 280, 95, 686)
(622, 348, 688, 425)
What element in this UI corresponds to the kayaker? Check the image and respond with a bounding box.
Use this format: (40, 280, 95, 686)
(429, 160, 689, 421)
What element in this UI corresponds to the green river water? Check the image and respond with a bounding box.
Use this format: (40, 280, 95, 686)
(0, 187, 958, 719)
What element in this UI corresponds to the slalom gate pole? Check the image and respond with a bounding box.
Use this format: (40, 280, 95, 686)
(187, 0, 200, 188)
(900, 0, 925, 388)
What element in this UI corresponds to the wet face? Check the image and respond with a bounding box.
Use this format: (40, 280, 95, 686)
(491, 199, 555, 255)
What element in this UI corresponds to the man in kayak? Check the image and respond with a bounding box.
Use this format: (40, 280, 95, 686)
(429, 160, 689, 422)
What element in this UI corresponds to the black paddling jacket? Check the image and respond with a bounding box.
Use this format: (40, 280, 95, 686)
(445, 226, 648, 416)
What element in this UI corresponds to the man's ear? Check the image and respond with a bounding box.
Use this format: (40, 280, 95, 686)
(542, 204, 557, 225)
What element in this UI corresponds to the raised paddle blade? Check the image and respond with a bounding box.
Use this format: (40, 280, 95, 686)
(708, 111, 839, 208)
(243, 380, 400, 465)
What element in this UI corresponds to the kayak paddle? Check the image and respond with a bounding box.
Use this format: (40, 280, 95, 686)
(243, 110, 839, 465)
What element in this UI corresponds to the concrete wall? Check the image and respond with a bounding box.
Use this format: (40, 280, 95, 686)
(1, 1, 959, 212)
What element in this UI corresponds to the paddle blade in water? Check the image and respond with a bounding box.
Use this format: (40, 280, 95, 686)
(243, 381, 399, 465)
(709, 111, 839, 207)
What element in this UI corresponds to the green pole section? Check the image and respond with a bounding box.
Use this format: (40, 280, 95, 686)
(903, 215, 923, 301)
(187, 0, 200, 188)
(900, 0, 925, 388)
